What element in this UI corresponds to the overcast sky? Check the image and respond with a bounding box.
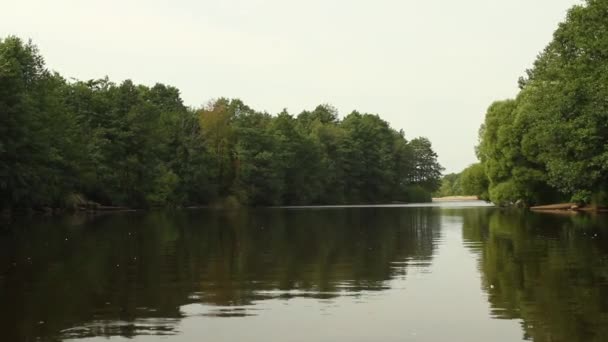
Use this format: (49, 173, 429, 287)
(2, 0, 582, 173)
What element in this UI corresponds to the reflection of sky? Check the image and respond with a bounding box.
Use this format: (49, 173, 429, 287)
(67, 208, 525, 342)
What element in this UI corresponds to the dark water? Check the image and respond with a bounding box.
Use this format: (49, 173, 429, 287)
(1, 202, 608, 342)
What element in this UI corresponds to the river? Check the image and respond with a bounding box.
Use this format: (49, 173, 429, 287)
(1, 201, 607, 341)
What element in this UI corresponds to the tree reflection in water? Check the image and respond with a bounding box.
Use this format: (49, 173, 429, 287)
(0, 207, 441, 341)
(462, 210, 608, 342)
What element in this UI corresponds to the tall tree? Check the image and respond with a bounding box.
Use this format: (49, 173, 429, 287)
(476, 0, 608, 205)
(1, 36, 444, 209)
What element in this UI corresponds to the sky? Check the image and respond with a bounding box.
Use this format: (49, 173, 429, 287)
(1, 0, 582, 173)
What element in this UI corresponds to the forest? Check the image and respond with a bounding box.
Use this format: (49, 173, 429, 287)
(452, 0, 608, 206)
(0, 36, 443, 210)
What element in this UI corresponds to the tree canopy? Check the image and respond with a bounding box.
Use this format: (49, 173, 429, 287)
(0, 36, 443, 209)
(473, 0, 608, 206)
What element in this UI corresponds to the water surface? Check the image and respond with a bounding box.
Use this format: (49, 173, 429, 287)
(1, 202, 607, 341)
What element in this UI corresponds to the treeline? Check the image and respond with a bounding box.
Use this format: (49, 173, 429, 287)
(0, 36, 443, 209)
(435, 163, 488, 198)
(465, 0, 608, 206)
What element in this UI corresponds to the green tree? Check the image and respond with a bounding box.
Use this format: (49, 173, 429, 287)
(435, 172, 463, 197)
(408, 137, 443, 193)
(1, 36, 445, 209)
(476, 0, 608, 206)
(0, 36, 82, 208)
(460, 163, 489, 200)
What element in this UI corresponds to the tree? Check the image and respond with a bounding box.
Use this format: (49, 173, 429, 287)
(476, 0, 608, 206)
(460, 163, 489, 200)
(0, 36, 82, 208)
(1, 36, 445, 209)
(435, 173, 463, 197)
(408, 137, 444, 193)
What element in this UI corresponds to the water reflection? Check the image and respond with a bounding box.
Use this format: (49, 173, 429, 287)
(0, 208, 442, 341)
(462, 210, 608, 342)
(6, 206, 607, 342)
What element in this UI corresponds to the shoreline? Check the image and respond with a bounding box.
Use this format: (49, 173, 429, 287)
(432, 196, 479, 202)
(530, 203, 608, 214)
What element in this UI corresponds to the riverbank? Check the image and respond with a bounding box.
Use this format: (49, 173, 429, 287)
(0, 197, 138, 219)
(530, 203, 608, 213)
(432, 196, 479, 202)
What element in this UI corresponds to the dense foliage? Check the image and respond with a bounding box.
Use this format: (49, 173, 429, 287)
(473, 0, 608, 206)
(435, 163, 489, 199)
(0, 37, 443, 209)
(435, 172, 463, 197)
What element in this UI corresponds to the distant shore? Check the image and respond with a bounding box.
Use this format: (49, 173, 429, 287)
(432, 196, 479, 202)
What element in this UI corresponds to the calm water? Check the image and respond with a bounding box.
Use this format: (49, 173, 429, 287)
(1, 202, 608, 342)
